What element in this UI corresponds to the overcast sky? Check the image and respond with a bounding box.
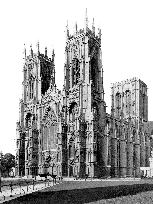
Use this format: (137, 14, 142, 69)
(0, 0, 153, 155)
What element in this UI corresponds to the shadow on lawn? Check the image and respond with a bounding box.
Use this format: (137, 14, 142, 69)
(4, 182, 153, 204)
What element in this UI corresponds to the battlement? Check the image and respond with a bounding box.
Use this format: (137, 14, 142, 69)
(111, 77, 140, 88)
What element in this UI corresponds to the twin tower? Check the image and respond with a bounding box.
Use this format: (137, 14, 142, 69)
(16, 12, 150, 179)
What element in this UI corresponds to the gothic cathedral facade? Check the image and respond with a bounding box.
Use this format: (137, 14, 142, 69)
(62, 18, 107, 178)
(16, 14, 151, 179)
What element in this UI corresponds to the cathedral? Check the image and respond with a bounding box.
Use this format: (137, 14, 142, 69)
(16, 13, 151, 179)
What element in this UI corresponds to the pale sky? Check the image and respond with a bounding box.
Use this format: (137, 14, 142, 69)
(0, 0, 153, 155)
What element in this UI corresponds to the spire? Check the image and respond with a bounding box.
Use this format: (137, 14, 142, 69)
(23, 44, 26, 59)
(30, 44, 33, 57)
(73, 22, 78, 36)
(66, 20, 69, 39)
(50, 49, 55, 86)
(98, 28, 102, 39)
(37, 41, 40, 55)
(45, 47, 47, 57)
(85, 8, 88, 32)
(92, 18, 95, 34)
(52, 49, 55, 61)
(75, 21, 78, 35)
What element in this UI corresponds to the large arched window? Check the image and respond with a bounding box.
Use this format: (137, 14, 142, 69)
(125, 90, 131, 116)
(25, 112, 32, 128)
(42, 107, 57, 151)
(72, 58, 80, 86)
(90, 57, 98, 91)
(115, 92, 121, 118)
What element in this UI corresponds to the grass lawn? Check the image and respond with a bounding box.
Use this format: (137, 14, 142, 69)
(3, 179, 153, 204)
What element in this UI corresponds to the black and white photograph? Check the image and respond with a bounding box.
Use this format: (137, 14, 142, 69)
(0, 0, 153, 203)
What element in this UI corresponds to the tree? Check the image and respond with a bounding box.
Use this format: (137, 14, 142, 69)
(2, 153, 15, 177)
(0, 152, 5, 176)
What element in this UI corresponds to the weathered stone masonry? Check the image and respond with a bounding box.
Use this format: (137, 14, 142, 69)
(110, 78, 150, 178)
(16, 13, 151, 178)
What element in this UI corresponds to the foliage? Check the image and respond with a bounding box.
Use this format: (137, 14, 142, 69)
(0, 153, 15, 177)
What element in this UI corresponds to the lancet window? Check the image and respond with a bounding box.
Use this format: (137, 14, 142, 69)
(72, 58, 80, 86)
(125, 90, 131, 116)
(115, 92, 121, 118)
(90, 57, 99, 91)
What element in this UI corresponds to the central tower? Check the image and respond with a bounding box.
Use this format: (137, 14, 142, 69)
(62, 11, 107, 178)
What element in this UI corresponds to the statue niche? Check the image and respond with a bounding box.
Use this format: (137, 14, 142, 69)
(69, 102, 78, 132)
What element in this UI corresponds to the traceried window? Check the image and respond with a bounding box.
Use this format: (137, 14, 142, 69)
(29, 75, 34, 100)
(90, 57, 99, 91)
(115, 92, 121, 118)
(72, 58, 80, 86)
(42, 107, 58, 151)
(24, 69, 27, 81)
(125, 90, 131, 116)
(25, 112, 32, 128)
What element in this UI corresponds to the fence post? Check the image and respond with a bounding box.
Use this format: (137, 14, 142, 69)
(3, 194, 5, 200)
(0, 152, 2, 193)
(19, 183, 21, 194)
(22, 189, 25, 194)
(33, 180, 35, 191)
(26, 181, 28, 192)
(10, 182, 13, 197)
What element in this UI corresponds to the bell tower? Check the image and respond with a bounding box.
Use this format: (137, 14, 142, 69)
(63, 10, 107, 178)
